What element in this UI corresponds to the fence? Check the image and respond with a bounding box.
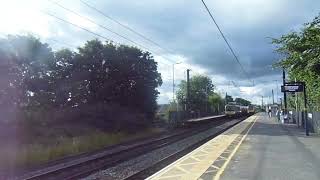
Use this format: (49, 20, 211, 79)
(168, 110, 222, 128)
(289, 111, 320, 134)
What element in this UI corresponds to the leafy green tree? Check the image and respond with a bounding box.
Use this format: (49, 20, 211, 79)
(0, 35, 162, 127)
(75, 40, 162, 118)
(272, 14, 320, 109)
(208, 92, 224, 114)
(0, 35, 54, 108)
(176, 75, 214, 113)
(225, 94, 233, 103)
(235, 97, 251, 106)
(51, 48, 77, 108)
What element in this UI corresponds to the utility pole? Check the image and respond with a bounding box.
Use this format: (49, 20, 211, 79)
(172, 62, 181, 111)
(261, 96, 264, 111)
(273, 80, 279, 104)
(283, 69, 287, 114)
(205, 85, 208, 113)
(172, 64, 177, 121)
(295, 78, 298, 112)
(225, 92, 228, 105)
(186, 69, 191, 113)
(303, 82, 309, 136)
(272, 89, 274, 104)
(172, 65, 175, 103)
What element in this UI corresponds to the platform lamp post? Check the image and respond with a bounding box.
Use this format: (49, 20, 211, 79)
(303, 82, 309, 136)
(272, 89, 274, 105)
(283, 69, 287, 115)
(172, 62, 182, 111)
(186, 69, 191, 114)
(273, 80, 279, 104)
(261, 96, 264, 111)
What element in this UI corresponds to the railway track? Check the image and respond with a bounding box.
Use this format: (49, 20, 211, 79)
(11, 116, 247, 180)
(127, 117, 247, 180)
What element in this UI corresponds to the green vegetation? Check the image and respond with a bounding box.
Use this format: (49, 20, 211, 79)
(0, 34, 163, 168)
(272, 14, 320, 110)
(1, 129, 161, 169)
(225, 94, 233, 104)
(235, 98, 251, 106)
(0, 35, 162, 128)
(173, 74, 251, 117)
(208, 93, 224, 113)
(176, 74, 225, 114)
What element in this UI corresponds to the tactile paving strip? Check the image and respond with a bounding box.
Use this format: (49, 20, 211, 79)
(199, 120, 254, 180)
(147, 115, 258, 180)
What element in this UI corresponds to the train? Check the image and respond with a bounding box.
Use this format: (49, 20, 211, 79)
(225, 103, 255, 117)
(248, 105, 255, 114)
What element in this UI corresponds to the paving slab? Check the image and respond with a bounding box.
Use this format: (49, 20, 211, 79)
(220, 114, 320, 180)
(148, 113, 320, 180)
(147, 114, 258, 180)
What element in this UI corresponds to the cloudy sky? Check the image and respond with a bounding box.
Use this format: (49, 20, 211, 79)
(1, 0, 319, 105)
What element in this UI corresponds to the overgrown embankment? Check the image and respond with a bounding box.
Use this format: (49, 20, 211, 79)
(0, 35, 163, 169)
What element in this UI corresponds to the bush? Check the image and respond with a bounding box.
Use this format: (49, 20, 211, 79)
(21, 103, 149, 133)
(0, 129, 159, 169)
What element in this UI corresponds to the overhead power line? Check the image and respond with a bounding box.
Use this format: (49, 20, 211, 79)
(42, 13, 179, 82)
(43, 10, 204, 79)
(78, 0, 192, 69)
(43, 11, 176, 66)
(200, 0, 252, 85)
(44, 11, 113, 42)
(79, 0, 176, 55)
(46, 1, 198, 72)
(46, 39, 173, 82)
(46, 1, 197, 71)
(48, 0, 162, 57)
(47, 38, 78, 49)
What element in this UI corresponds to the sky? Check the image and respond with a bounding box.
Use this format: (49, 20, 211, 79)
(0, 0, 319, 105)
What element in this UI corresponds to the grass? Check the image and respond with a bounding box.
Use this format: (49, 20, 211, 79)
(0, 128, 162, 170)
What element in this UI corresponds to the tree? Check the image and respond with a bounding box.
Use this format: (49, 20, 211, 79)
(0, 35, 54, 108)
(272, 14, 320, 109)
(0, 35, 162, 128)
(208, 93, 224, 114)
(225, 94, 233, 103)
(176, 75, 214, 113)
(51, 48, 78, 108)
(74, 40, 162, 117)
(235, 98, 251, 106)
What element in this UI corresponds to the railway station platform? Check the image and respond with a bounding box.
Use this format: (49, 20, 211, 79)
(147, 113, 320, 180)
(186, 114, 226, 123)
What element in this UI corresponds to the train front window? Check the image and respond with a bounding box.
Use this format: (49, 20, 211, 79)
(226, 106, 237, 111)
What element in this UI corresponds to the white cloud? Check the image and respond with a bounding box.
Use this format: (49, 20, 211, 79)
(205, 0, 289, 28)
(66, 13, 98, 31)
(0, 0, 51, 37)
(0, 0, 316, 105)
(157, 87, 172, 104)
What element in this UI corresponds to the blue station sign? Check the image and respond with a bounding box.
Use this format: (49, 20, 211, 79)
(281, 84, 303, 92)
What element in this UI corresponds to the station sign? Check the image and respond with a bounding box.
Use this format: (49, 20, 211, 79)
(281, 84, 303, 92)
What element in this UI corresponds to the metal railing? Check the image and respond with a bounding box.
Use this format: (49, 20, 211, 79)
(288, 111, 320, 134)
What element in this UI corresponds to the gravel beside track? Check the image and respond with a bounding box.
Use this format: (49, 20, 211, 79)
(7, 116, 246, 180)
(84, 119, 241, 180)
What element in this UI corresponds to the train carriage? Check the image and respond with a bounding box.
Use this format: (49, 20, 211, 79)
(248, 105, 255, 114)
(225, 104, 241, 117)
(240, 105, 249, 115)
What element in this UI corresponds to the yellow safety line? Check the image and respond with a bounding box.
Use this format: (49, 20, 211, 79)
(147, 115, 258, 180)
(146, 121, 235, 180)
(213, 116, 258, 180)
